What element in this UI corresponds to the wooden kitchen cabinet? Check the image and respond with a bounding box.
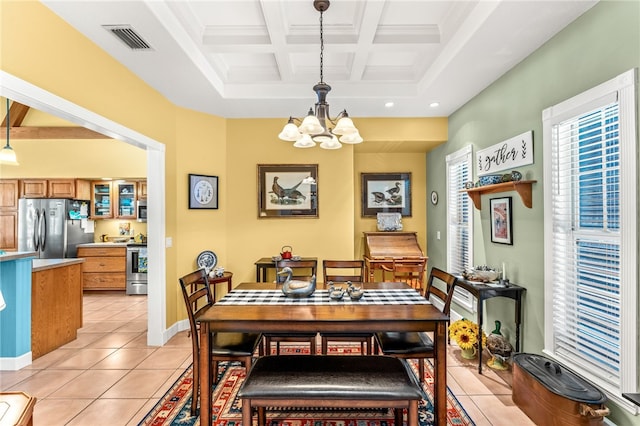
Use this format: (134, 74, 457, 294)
(77, 246, 126, 290)
(115, 181, 136, 219)
(0, 179, 19, 251)
(90, 182, 113, 218)
(137, 180, 147, 200)
(48, 179, 91, 199)
(20, 179, 48, 198)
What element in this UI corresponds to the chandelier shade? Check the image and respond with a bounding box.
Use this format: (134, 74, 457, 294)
(278, 0, 361, 150)
(1, 98, 19, 166)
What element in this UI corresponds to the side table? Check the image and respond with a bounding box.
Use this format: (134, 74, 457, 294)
(208, 271, 233, 300)
(254, 257, 317, 282)
(455, 278, 526, 374)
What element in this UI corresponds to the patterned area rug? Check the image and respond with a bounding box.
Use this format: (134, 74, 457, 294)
(139, 344, 475, 426)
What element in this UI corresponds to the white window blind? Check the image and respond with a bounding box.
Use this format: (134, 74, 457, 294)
(446, 146, 474, 310)
(543, 69, 637, 405)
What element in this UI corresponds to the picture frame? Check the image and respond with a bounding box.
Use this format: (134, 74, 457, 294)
(490, 196, 513, 244)
(257, 164, 318, 218)
(189, 174, 219, 209)
(361, 172, 412, 217)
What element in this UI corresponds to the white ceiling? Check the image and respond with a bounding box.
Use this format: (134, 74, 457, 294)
(41, 0, 597, 120)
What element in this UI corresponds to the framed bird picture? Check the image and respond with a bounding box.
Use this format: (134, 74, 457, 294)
(257, 164, 318, 218)
(361, 172, 412, 218)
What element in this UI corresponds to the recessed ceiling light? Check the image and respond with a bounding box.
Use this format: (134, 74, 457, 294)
(429, 102, 440, 108)
(385, 102, 394, 108)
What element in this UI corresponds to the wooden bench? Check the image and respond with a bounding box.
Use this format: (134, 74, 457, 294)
(238, 355, 425, 426)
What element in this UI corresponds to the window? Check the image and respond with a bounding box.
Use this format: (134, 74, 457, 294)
(446, 145, 474, 310)
(543, 69, 637, 407)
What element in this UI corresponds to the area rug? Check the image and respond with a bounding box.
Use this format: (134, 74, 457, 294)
(139, 344, 475, 426)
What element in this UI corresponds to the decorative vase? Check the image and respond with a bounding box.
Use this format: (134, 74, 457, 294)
(460, 346, 477, 359)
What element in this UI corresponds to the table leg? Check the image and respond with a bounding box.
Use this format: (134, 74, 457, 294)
(434, 321, 447, 426)
(200, 322, 211, 426)
(515, 294, 522, 352)
(477, 297, 484, 374)
(256, 266, 261, 282)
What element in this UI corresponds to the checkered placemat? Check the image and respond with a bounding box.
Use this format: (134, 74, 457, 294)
(217, 289, 429, 305)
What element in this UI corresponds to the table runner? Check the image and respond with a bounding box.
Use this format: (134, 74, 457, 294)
(217, 288, 430, 305)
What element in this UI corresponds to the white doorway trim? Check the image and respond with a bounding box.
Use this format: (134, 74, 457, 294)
(1, 71, 167, 346)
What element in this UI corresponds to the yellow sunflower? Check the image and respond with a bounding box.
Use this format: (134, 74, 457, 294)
(455, 327, 478, 350)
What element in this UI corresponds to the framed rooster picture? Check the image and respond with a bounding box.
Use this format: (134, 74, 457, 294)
(257, 164, 318, 218)
(361, 172, 412, 217)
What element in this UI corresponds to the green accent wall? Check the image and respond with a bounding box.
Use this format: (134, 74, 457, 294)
(426, 2, 639, 424)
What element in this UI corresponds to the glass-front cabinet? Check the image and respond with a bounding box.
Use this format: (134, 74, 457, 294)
(116, 182, 136, 219)
(91, 182, 113, 218)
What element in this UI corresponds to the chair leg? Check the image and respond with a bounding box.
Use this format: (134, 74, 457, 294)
(310, 338, 316, 354)
(418, 359, 425, 383)
(321, 336, 328, 355)
(191, 357, 199, 416)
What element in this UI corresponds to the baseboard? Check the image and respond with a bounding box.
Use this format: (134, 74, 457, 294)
(0, 351, 32, 371)
(162, 319, 190, 344)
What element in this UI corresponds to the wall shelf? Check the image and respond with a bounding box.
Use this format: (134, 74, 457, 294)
(462, 180, 537, 210)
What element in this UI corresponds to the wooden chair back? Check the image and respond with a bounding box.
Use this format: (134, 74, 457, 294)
(381, 257, 427, 294)
(424, 267, 458, 315)
(323, 259, 365, 283)
(275, 259, 318, 283)
(178, 269, 212, 348)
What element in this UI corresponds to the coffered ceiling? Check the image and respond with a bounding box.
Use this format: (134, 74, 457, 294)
(41, 0, 598, 121)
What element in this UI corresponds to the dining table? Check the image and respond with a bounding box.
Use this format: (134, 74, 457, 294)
(196, 281, 450, 426)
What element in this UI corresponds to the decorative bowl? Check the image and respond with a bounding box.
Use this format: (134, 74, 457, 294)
(478, 175, 503, 186)
(463, 268, 499, 282)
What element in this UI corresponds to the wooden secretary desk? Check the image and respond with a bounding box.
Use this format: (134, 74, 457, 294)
(363, 232, 427, 282)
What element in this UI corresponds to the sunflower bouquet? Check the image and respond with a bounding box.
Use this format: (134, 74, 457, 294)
(449, 318, 486, 350)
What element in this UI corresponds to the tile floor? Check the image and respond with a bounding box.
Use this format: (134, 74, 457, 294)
(0, 292, 535, 425)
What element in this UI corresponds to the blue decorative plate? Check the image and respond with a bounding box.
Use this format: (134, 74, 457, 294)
(197, 250, 217, 271)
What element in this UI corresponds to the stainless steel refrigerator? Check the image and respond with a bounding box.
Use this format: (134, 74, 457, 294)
(18, 199, 94, 258)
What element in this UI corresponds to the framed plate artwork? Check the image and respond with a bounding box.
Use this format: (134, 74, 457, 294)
(361, 172, 411, 217)
(257, 164, 318, 218)
(490, 196, 513, 245)
(189, 174, 218, 209)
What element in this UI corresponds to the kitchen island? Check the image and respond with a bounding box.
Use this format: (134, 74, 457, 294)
(31, 258, 85, 359)
(0, 254, 85, 369)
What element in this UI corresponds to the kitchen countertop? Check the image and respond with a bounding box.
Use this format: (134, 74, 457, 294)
(32, 258, 85, 272)
(77, 242, 129, 247)
(0, 252, 37, 262)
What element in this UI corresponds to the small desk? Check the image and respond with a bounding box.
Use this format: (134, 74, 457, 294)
(254, 257, 317, 282)
(208, 271, 233, 300)
(455, 278, 526, 374)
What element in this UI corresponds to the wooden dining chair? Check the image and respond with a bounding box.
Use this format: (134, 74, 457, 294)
(263, 259, 319, 355)
(374, 267, 458, 383)
(381, 257, 428, 295)
(179, 268, 263, 416)
(319, 259, 373, 355)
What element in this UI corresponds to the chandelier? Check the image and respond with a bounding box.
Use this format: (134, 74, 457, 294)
(278, 0, 362, 150)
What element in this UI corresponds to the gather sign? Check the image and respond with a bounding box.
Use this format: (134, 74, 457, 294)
(476, 131, 533, 176)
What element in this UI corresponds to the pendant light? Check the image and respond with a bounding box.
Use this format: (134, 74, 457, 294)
(278, 0, 362, 149)
(0, 98, 19, 166)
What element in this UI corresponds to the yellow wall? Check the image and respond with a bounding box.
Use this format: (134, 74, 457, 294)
(1, 1, 447, 332)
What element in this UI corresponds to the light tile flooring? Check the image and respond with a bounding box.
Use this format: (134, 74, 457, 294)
(0, 292, 535, 425)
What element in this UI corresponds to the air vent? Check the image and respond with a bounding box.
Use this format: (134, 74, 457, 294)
(103, 25, 152, 50)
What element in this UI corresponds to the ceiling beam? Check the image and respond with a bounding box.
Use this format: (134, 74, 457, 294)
(1, 126, 109, 139)
(1, 101, 109, 139)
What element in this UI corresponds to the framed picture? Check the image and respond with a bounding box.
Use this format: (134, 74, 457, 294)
(361, 172, 412, 217)
(189, 174, 218, 209)
(257, 164, 318, 218)
(490, 196, 513, 244)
